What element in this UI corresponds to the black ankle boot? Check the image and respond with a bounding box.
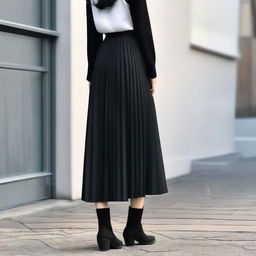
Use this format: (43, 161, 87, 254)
(123, 206, 155, 246)
(96, 208, 123, 251)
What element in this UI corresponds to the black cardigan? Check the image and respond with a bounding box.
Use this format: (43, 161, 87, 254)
(86, 0, 157, 82)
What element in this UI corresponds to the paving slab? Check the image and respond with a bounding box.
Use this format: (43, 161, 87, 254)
(0, 156, 256, 255)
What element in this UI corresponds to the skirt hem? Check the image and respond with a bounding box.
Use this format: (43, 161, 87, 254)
(81, 189, 169, 203)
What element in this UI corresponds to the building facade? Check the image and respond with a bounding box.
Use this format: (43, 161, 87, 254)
(235, 0, 256, 157)
(0, 0, 58, 209)
(0, 0, 242, 210)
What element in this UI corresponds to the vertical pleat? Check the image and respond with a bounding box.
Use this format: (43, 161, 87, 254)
(81, 32, 168, 202)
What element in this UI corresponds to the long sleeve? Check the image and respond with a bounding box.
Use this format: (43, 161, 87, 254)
(86, 0, 103, 82)
(128, 0, 157, 79)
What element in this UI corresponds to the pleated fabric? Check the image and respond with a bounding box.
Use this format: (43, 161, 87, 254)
(81, 30, 168, 202)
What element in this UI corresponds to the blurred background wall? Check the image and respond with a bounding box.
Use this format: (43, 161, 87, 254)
(149, 0, 240, 180)
(235, 0, 256, 157)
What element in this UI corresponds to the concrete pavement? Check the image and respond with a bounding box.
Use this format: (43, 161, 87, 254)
(0, 156, 256, 256)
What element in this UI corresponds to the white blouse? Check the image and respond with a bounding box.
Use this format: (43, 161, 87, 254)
(90, 0, 134, 33)
(86, 0, 157, 81)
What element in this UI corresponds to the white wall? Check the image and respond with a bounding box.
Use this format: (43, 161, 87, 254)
(148, 0, 238, 179)
(55, 0, 239, 199)
(190, 0, 240, 58)
(70, 0, 88, 199)
(55, 0, 87, 199)
(55, 0, 72, 199)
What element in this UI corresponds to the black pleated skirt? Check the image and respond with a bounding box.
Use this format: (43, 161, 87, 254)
(81, 30, 168, 202)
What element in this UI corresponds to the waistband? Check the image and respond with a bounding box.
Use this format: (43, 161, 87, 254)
(105, 30, 135, 38)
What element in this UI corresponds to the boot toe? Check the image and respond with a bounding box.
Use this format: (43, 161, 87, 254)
(111, 236, 124, 248)
(147, 235, 156, 244)
(139, 235, 155, 245)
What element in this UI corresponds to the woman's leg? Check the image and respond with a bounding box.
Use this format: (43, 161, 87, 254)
(95, 202, 109, 209)
(95, 201, 123, 251)
(130, 197, 144, 208)
(123, 196, 155, 246)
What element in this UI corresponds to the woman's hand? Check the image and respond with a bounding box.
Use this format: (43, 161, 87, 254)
(150, 78, 157, 96)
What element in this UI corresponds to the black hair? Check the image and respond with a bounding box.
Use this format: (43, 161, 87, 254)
(91, 0, 118, 9)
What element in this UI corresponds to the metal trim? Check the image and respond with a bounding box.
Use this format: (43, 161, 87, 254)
(0, 172, 52, 185)
(0, 62, 48, 72)
(0, 19, 59, 38)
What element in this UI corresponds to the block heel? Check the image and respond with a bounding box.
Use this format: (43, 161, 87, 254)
(97, 238, 111, 251)
(95, 208, 123, 251)
(123, 206, 156, 246)
(124, 235, 135, 246)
